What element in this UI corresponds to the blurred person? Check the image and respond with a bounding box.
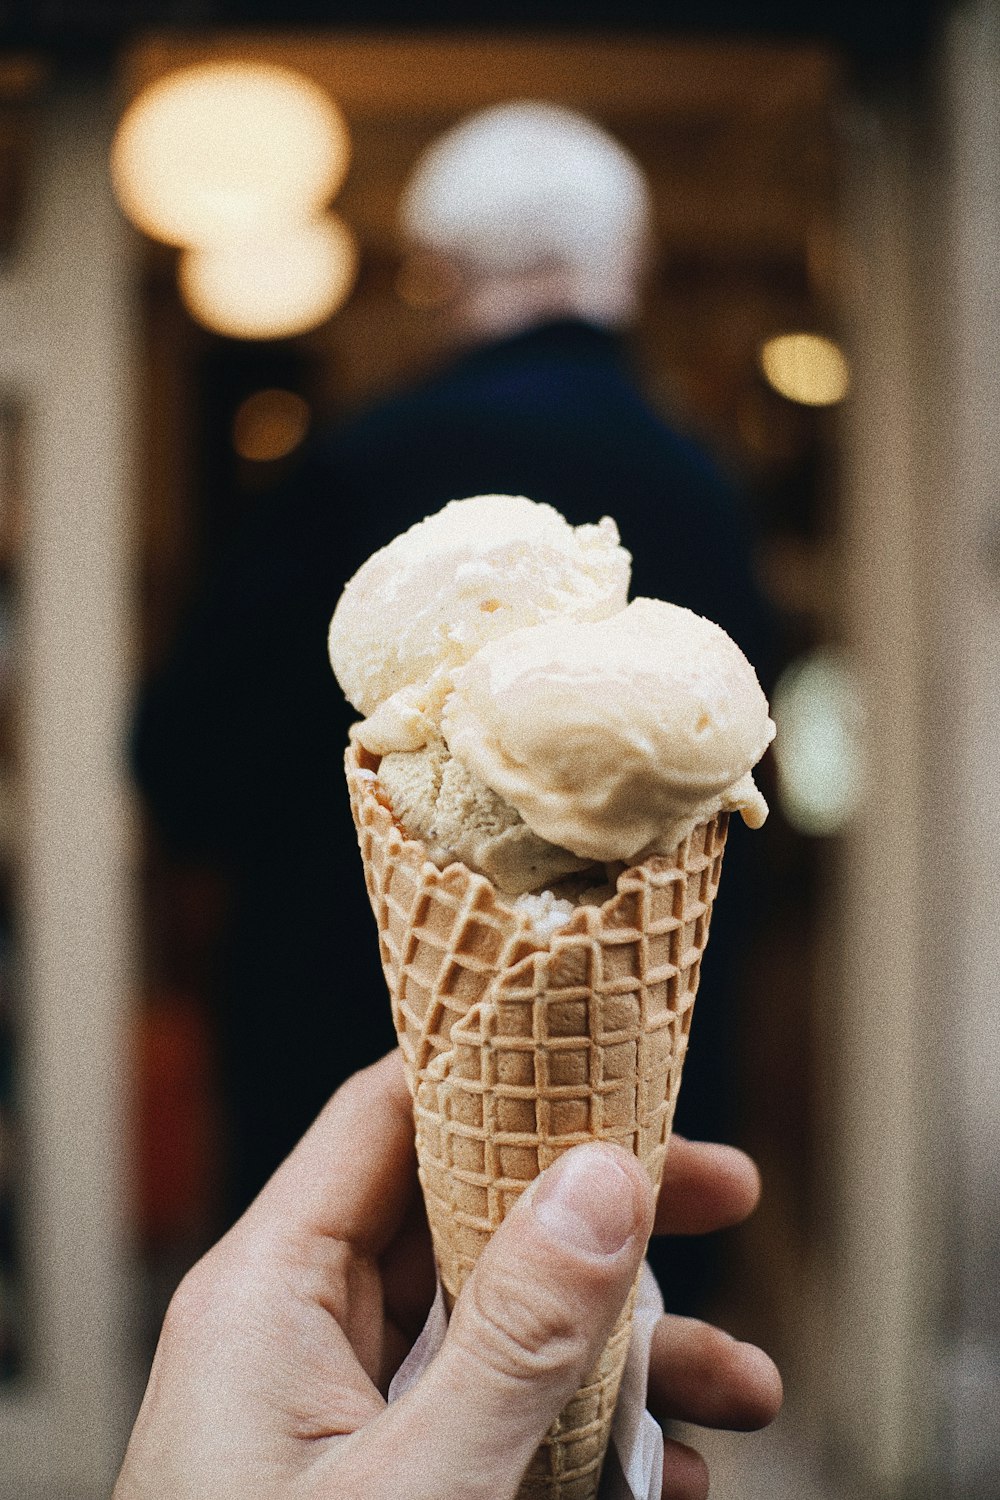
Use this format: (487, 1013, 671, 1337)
(114, 1051, 783, 1500)
(132, 104, 774, 1302)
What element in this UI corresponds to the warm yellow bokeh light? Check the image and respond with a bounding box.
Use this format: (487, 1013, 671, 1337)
(760, 332, 851, 407)
(111, 62, 351, 246)
(178, 215, 357, 339)
(233, 389, 311, 461)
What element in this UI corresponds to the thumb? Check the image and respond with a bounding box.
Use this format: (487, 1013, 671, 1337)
(383, 1142, 654, 1500)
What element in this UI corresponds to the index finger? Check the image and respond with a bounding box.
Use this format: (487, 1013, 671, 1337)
(252, 1048, 419, 1257)
(654, 1136, 761, 1236)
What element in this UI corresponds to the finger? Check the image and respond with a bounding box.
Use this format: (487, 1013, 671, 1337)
(662, 1438, 710, 1500)
(239, 1050, 420, 1390)
(654, 1137, 761, 1236)
(378, 1190, 436, 1388)
(380, 1188, 435, 1345)
(647, 1315, 783, 1430)
(352, 1143, 655, 1500)
(253, 1049, 418, 1258)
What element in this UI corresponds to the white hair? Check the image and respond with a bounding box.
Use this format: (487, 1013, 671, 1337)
(400, 101, 653, 334)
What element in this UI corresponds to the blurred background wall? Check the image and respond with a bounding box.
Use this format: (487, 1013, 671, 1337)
(0, 78, 135, 1499)
(2, 2, 998, 1497)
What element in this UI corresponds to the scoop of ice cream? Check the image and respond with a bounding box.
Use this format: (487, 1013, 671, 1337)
(441, 597, 775, 863)
(377, 736, 591, 895)
(328, 494, 630, 753)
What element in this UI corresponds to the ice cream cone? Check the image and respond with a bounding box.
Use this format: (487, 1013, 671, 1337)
(346, 736, 729, 1498)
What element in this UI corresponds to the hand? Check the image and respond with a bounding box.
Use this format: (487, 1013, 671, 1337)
(115, 1051, 781, 1500)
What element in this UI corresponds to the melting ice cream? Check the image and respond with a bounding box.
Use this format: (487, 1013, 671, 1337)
(328, 494, 774, 898)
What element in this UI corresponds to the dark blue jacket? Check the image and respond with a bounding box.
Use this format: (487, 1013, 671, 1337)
(133, 318, 773, 1226)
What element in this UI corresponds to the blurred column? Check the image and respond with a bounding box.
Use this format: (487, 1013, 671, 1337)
(824, 9, 1000, 1495)
(0, 79, 137, 1497)
(935, 3, 1000, 1493)
(820, 91, 940, 1500)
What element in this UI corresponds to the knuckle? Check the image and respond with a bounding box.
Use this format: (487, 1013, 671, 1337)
(459, 1264, 592, 1386)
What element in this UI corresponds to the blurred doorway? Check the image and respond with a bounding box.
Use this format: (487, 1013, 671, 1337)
(124, 12, 844, 1464)
(2, 22, 972, 1500)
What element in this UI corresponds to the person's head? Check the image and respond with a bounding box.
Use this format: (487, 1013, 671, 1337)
(400, 100, 654, 341)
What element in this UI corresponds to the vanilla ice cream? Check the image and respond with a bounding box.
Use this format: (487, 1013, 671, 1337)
(443, 598, 774, 863)
(329, 494, 774, 897)
(328, 494, 630, 755)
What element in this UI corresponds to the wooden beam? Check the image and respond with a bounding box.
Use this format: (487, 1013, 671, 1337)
(121, 31, 840, 121)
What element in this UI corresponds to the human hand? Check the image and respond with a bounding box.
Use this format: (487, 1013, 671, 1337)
(115, 1050, 781, 1500)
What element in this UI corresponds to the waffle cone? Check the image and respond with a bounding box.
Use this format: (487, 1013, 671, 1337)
(346, 737, 729, 1499)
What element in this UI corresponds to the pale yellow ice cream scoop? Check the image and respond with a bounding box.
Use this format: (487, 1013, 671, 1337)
(441, 596, 775, 863)
(328, 493, 630, 754)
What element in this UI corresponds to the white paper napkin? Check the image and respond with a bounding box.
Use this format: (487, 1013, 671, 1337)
(388, 1261, 665, 1500)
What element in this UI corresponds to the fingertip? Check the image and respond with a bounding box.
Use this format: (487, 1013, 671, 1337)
(529, 1142, 654, 1261)
(728, 1341, 784, 1429)
(316, 1048, 408, 1118)
(736, 1150, 762, 1207)
(647, 1316, 783, 1432)
(361, 1047, 411, 1101)
(337, 1050, 415, 1139)
(662, 1438, 710, 1500)
(655, 1138, 763, 1236)
(260, 1047, 419, 1255)
(712, 1143, 762, 1218)
(385, 1048, 417, 1116)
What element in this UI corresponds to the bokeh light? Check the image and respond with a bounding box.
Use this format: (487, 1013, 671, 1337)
(760, 332, 851, 407)
(772, 648, 863, 836)
(178, 215, 358, 339)
(111, 62, 351, 247)
(232, 389, 311, 462)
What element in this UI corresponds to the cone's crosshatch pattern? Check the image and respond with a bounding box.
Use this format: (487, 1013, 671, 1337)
(345, 737, 729, 1499)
